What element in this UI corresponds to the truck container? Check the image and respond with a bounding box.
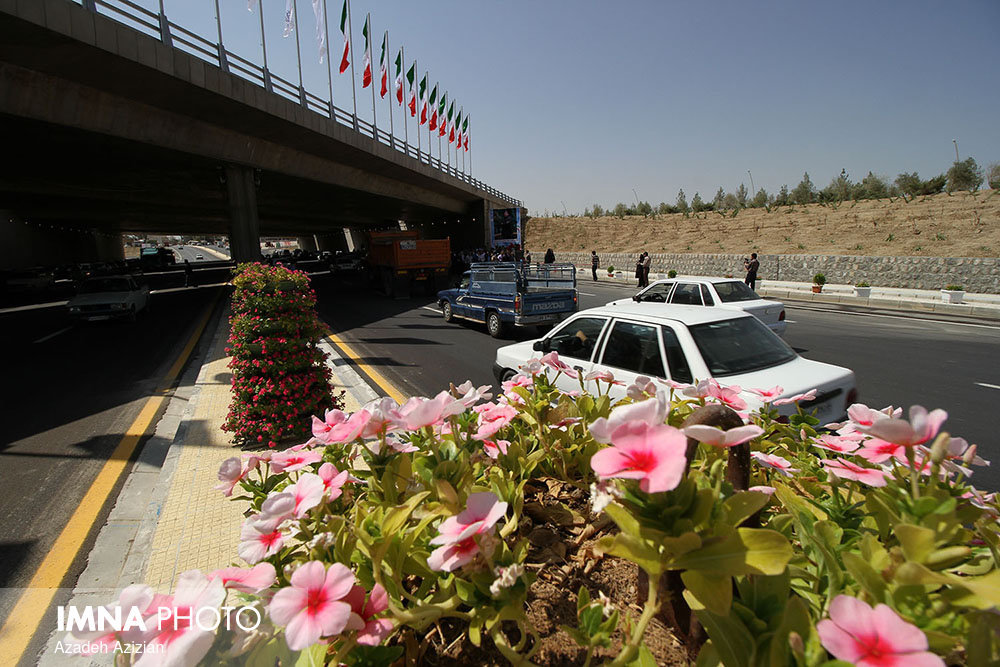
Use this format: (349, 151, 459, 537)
(367, 231, 451, 297)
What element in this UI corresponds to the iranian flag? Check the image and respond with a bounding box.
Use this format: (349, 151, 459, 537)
(428, 85, 438, 130)
(455, 110, 462, 147)
(379, 32, 388, 98)
(462, 115, 469, 151)
(447, 102, 455, 143)
(394, 49, 404, 105)
(408, 64, 418, 116)
(438, 92, 448, 137)
(418, 74, 428, 123)
(361, 15, 372, 88)
(338, 0, 349, 73)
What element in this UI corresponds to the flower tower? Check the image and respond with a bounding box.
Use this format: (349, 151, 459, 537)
(223, 263, 336, 447)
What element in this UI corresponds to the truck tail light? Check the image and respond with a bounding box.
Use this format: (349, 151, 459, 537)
(779, 310, 786, 321)
(515, 294, 522, 313)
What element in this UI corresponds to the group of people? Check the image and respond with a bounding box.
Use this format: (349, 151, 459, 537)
(635, 252, 652, 287)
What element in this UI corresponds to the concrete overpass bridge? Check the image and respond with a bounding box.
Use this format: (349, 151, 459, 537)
(0, 0, 522, 267)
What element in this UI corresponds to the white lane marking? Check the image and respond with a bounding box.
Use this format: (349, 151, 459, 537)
(421, 306, 442, 313)
(976, 382, 1000, 390)
(784, 319, 797, 323)
(578, 291, 596, 296)
(786, 306, 1000, 330)
(34, 325, 73, 344)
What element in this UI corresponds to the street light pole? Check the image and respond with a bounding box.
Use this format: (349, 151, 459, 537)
(748, 170, 755, 197)
(953, 140, 960, 162)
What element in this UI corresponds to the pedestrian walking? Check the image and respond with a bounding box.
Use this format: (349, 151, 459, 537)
(635, 253, 645, 287)
(183, 259, 193, 287)
(641, 252, 652, 287)
(744, 252, 760, 290)
(544, 248, 555, 264)
(591, 250, 600, 281)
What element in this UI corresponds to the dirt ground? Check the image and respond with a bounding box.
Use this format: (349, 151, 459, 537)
(525, 190, 999, 257)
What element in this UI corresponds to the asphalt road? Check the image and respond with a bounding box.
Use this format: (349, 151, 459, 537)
(0, 285, 224, 638)
(170, 244, 230, 263)
(314, 274, 1000, 491)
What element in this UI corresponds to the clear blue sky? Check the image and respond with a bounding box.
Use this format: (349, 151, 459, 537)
(149, 0, 999, 215)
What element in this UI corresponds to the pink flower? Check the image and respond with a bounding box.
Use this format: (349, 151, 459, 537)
(773, 388, 818, 406)
(344, 583, 394, 646)
(817, 595, 944, 667)
(286, 473, 326, 518)
(626, 375, 658, 400)
(812, 434, 861, 454)
(64, 584, 155, 653)
(590, 422, 688, 494)
(209, 563, 276, 593)
(751, 452, 799, 477)
(848, 403, 890, 428)
(749, 485, 776, 495)
(683, 424, 764, 448)
(215, 457, 247, 496)
(856, 438, 908, 465)
(473, 402, 519, 440)
(501, 373, 533, 393)
(318, 462, 350, 500)
(585, 369, 623, 385)
(589, 394, 668, 444)
(749, 385, 784, 402)
(427, 492, 508, 572)
(657, 377, 693, 391)
(705, 381, 747, 411)
(268, 449, 323, 474)
(861, 405, 947, 448)
(139, 570, 227, 665)
(312, 409, 371, 444)
(454, 380, 493, 407)
(539, 351, 579, 379)
(394, 391, 465, 430)
(359, 397, 401, 439)
(520, 358, 544, 375)
(483, 439, 510, 459)
(268, 561, 361, 651)
(823, 459, 888, 487)
(238, 520, 285, 565)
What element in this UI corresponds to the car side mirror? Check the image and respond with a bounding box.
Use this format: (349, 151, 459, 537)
(632, 294, 641, 302)
(532, 340, 549, 352)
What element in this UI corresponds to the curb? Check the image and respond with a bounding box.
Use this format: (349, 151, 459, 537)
(756, 288, 1000, 322)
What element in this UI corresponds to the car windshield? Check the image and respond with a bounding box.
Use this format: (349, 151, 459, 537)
(688, 317, 796, 375)
(713, 281, 760, 302)
(80, 278, 131, 293)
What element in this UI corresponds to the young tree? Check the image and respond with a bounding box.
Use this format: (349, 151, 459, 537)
(676, 189, 689, 214)
(858, 172, 889, 200)
(722, 192, 738, 210)
(636, 201, 653, 217)
(592, 204, 605, 217)
(656, 202, 672, 215)
(946, 157, 984, 192)
(989, 163, 1000, 190)
(691, 192, 705, 212)
(792, 172, 816, 205)
(822, 169, 852, 202)
(895, 172, 922, 198)
(735, 183, 748, 208)
(774, 185, 790, 206)
(613, 202, 628, 218)
(713, 187, 726, 210)
(752, 188, 769, 208)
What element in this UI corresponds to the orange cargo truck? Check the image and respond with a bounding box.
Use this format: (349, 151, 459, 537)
(366, 231, 451, 298)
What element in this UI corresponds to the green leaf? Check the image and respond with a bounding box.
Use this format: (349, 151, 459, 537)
(577, 585, 591, 611)
(767, 595, 812, 667)
(383, 491, 431, 537)
(293, 643, 327, 667)
(694, 640, 723, 667)
(580, 605, 604, 636)
(724, 491, 771, 527)
(661, 531, 702, 558)
(243, 636, 294, 667)
(681, 570, 733, 615)
(671, 528, 792, 576)
(687, 591, 755, 667)
(625, 644, 659, 667)
(895, 562, 1000, 609)
(894, 524, 936, 563)
(604, 502, 641, 537)
(345, 646, 404, 667)
(841, 552, 887, 602)
(596, 533, 664, 577)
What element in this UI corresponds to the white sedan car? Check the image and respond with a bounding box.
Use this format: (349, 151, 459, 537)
(67, 276, 150, 322)
(607, 277, 786, 336)
(493, 303, 856, 424)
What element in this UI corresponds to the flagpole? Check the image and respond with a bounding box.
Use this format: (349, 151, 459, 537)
(257, 0, 271, 92)
(415, 63, 420, 160)
(468, 114, 472, 178)
(401, 47, 408, 152)
(385, 31, 394, 148)
(367, 14, 377, 140)
(347, 0, 358, 130)
(439, 91, 445, 169)
(292, 0, 306, 106)
(323, 0, 334, 117)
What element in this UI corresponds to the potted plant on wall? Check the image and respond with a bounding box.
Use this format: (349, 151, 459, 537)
(854, 281, 871, 298)
(942, 284, 965, 304)
(607, 265, 615, 277)
(812, 273, 826, 293)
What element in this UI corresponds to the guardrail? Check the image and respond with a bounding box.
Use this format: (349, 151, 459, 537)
(70, 0, 522, 208)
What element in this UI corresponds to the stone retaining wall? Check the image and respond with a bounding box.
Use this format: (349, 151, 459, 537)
(531, 251, 1000, 294)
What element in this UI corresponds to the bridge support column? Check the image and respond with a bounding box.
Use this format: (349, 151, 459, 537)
(297, 236, 318, 252)
(344, 229, 367, 252)
(224, 165, 261, 263)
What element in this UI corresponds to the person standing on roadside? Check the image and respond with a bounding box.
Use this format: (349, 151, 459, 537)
(744, 252, 760, 290)
(591, 250, 600, 281)
(635, 252, 645, 287)
(183, 259, 193, 287)
(641, 252, 652, 287)
(544, 248, 555, 264)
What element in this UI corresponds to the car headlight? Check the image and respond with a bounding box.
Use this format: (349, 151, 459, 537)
(69, 306, 80, 313)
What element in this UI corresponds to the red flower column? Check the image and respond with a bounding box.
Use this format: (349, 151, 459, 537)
(223, 263, 338, 448)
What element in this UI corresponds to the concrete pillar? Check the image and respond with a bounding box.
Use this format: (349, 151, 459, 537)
(297, 236, 318, 252)
(482, 199, 491, 248)
(315, 233, 348, 253)
(344, 228, 366, 252)
(224, 165, 261, 263)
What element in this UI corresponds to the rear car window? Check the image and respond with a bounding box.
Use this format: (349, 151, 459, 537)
(670, 283, 703, 305)
(660, 326, 693, 384)
(688, 317, 796, 376)
(713, 281, 759, 302)
(600, 321, 665, 378)
(548, 317, 607, 362)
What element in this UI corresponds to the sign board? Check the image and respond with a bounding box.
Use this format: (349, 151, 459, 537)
(399, 240, 417, 250)
(490, 208, 521, 247)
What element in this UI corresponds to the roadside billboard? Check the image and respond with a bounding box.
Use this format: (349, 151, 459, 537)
(490, 208, 521, 247)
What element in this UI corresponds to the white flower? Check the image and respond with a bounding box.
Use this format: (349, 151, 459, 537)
(489, 564, 524, 596)
(307, 532, 335, 549)
(590, 480, 623, 514)
(597, 591, 615, 618)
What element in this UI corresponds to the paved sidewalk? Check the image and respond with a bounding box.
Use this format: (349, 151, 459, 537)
(37, 301, 384, 664)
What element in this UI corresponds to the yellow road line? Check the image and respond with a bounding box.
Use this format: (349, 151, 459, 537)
(326, 333, 407, 404)
(0, 292, 221, 661)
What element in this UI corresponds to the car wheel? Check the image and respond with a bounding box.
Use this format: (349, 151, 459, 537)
(127, 306, 137, 323)
(442, 301, 453, 322)
(500, 368, 518, 384)
(487, 311, 504, 338)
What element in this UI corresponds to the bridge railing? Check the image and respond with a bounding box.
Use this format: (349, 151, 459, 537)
(70, 0, 522, 208)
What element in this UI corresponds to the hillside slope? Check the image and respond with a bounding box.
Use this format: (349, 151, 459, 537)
(525, 191, 999, 258)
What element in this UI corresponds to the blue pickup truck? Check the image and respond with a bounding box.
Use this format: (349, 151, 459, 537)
(437, 262, 579, 337)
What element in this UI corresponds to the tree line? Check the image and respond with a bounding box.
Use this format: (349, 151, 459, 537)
(566, 158, 999, 220)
